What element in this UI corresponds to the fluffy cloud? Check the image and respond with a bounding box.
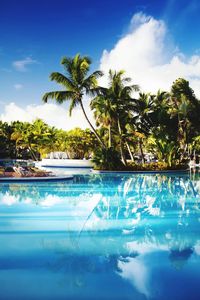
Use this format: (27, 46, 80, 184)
(100, 12, 200, 97)
(0, 192, 20, 206)
(0, 102, 94, 130)
(118, 257, 150, 298)
(12, 56, 37, 72)
(2, 13, 200, 128)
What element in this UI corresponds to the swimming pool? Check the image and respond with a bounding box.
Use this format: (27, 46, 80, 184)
(0, 171, 200, 300)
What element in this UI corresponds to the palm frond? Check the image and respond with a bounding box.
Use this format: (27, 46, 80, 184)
(60, 56, 72, 77)
(88, 86, 108, 97)
(69, 99, 78, 116)
(83, 71, 103, 92)
(50, 72, 76, 90)
(82, 55, 92, 65)
(42, 91, 75, 104)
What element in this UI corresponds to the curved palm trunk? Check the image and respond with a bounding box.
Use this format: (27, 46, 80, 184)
(178, 118, 188, 162)
(117, 118, 127, 166)
(183, 120, 189, 160)
(125, 141, 134, 162)
(80, 100, 106, 148)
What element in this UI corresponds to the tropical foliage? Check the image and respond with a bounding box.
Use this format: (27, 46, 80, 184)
(0, 119, 96, 160)
(1, 54, 200, 170)
(43, 54, 105, 147)
(92, 147, 124, 170)
(91, 76, 200, 169)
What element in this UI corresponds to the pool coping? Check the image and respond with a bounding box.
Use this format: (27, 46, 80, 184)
(92, 169, 190, 174)
(0, 175, 74, 182)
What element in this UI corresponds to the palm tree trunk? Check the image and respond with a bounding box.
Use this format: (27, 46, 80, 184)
(183, 121, 188, 159)
(139, 138, 145, 164)
(80, 100, 106, 148)
(125, 141, 134, 162)
(108, 124, 112, 148)
(28, 146, 38, 161)
(117, 118, 127, 166)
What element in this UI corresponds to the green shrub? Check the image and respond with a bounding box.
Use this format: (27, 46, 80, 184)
(92, 150, 188, 171)
(92, 147, 124, 170)
(128, 161, 188, 171)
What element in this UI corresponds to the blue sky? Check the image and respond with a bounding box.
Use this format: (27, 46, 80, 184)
(1, 0, 200, 129)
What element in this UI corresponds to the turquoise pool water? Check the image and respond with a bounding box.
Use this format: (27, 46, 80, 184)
(0, 171, 200, 300)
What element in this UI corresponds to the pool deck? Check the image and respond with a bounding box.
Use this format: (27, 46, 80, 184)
(0, 175, 74, 182)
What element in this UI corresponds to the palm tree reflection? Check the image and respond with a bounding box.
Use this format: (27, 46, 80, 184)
(77, 173, 200, 269)
(1, 173, 200, 268)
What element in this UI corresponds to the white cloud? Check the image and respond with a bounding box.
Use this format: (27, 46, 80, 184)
(40, 195, 63, 207)
(100, 12, 200, 97)
(0, 101, 95, 130)
(14, 84, 23, 90)
(0, 192, 20, 206)
(118, 257, 150, 298)
(12, 56, 37, 72)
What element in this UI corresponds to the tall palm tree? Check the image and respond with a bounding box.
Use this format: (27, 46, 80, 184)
(132, 92, 154, 163)
(90, 93, 116, 148)
(92, 70, 139, 165)
(133, 93, 154, 134)
(42, 54, 105, 147)
(170, 78, 200, 159)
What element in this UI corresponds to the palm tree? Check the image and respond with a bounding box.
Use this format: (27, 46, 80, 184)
(0, 121, 16, 158)
(42, 54, 105, 147)
(92, 70, 139, 165)
(148, 136, 177, 166)
(132, 92, 154, 163)
(30, 119, 57, 158)
(170, 78, 200, 160)
(90, 93, 116, 148)
(133, 93, 154, 134)
(11, 119, 55, 160)
(11, 121, 38, 160)
(108, 70, 139, 165)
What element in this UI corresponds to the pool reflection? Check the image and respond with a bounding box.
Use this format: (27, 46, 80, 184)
(0, 173, 200, 299)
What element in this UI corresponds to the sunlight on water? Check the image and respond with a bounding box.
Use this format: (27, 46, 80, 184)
(0, 171, 200, 299)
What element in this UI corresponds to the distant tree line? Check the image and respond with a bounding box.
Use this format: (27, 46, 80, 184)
(0, 119, 96, 160)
